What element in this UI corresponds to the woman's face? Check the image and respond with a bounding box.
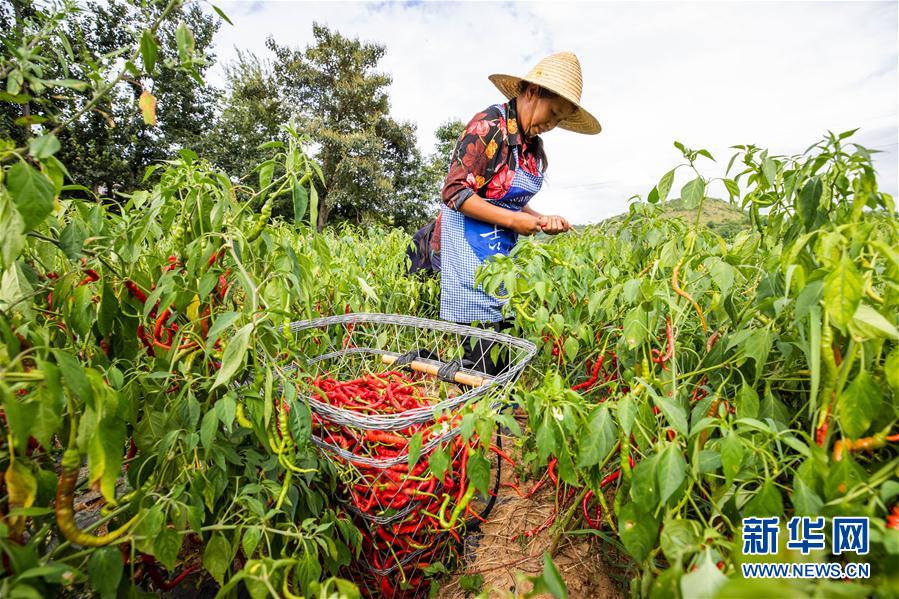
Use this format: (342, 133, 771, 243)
(520, 84, 577, 138)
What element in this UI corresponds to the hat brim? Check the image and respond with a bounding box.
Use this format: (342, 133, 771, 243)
(488, 73, 602, 135)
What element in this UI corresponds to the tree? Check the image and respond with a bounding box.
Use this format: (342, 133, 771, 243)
(420, 119, 465, 214)
(266, 24, 433, 231)
(0, 0, 221, 196)
(197, 50, 289, 189)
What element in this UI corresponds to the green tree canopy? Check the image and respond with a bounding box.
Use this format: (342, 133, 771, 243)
(266, 23, 433, 231)
(0, 0, 220, 196)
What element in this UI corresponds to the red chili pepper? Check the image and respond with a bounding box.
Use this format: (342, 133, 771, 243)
(547, 457, 558, 487)
(886, 506, 899, 530)
(125, 280, 148, 303)
(652, 316, 674, 364)
(77, 268, 100, 287)
(572, 355, 604, 391)
(582, 490, 602, 529)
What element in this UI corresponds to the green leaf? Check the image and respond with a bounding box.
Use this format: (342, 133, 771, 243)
(630, 454, 659, 511)
(679, 550, 727, 599)
(791, 476, 823, 517)
(6, 162, 55, 232)
(886, 348, 899, 395)
(258, 161, 274, 191)
(722, 178, 740, 201)
(292, 179, 308, 224)
(0, 190, 26, 268)
(286, 398, 311, 445)
(242, 527, 262, 559)
(43, 79, 89, 91)
(467, 451, 490, 495)
(203, 532, 232, 585)
(175, 22, 195, 63)
(680, 177, 705, 209)
(762, 157, 777, 186)
(52, 350, 92, 404)
(577, 406, 616, 468)
(535, 417, 558, 461)
(742, 481, 783, 518)
(797, 176, 822, 228)
(652, 395, 688, 437)
(526, 553, 567, 599)
(705, 257, 734, 296)
(623, 307, 647, 349)
(200, 409, 218, 450)
(850, 304, 899, 340)
(719, 430, 743, 486)
(59, 220, 86, 259)
(618, 393, 637, 437)
(206, 311, 240, 348)
(211, 4, 235, 25)
(309, 184, 319, 228)
(28, 134, 60, 159)
(563, 336, 579, 363)
(153, 526, 183, 570)
(134, 505, 164, 554)
(87, 547, 123, 599)
(428, 445, 449, 480)
(32, 362, 63, 451)
(736, 383, 759, 419)
(140, 30, 157, 73)
(657, 169, 676, 203)
(660, 518, 701, 563)
(618, 502, 658, 562)
(407, 432, 423, 469)
(743, 328, 772, 373)
(837, 370, 882, 439)
(460, 573, 485, 593)
(295, 546, 321, 595)
(88, 413, 127, 501)
(880, 480, 899, 504)
(823, 256, 863, 330)
(212, 323, 254, 389)
(657, 444, 686, 504)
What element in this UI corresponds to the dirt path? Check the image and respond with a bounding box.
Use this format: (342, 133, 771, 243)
(436, 431, 626, 599)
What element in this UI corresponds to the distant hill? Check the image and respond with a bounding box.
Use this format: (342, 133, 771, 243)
(565, 197, 752, 238)
(654, 197, 752, 237)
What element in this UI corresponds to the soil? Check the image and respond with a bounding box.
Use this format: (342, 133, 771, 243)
(435, 429, 628, 599)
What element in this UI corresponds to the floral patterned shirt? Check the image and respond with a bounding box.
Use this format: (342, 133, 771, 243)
(432, 98, 544, 253)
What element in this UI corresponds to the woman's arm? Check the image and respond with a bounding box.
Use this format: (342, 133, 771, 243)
(523, 203, 570, 234)
(522, 204, 543, 218)
(460, 195, 544, 235)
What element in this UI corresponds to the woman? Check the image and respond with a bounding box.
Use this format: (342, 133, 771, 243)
(433, 51, 601, 375)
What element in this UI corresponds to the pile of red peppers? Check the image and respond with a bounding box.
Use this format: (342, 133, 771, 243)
(307, 370, 489, 597)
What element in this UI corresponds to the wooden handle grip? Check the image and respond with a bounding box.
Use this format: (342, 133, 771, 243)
(381, 354, 485, 387)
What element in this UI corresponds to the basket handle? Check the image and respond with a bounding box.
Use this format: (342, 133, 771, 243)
(381, 354, 485, 387)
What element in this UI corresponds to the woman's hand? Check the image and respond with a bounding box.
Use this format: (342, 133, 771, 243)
(510, 212, 545, 236)
(539, 215, 571, 235)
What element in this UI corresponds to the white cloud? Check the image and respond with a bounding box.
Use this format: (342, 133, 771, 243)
(207, 1, 898, 223)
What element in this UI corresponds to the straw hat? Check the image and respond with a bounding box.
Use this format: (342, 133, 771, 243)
(488, 51, 601, 135)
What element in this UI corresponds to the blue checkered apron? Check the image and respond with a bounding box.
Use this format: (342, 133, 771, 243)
(440, 146, 544, 323)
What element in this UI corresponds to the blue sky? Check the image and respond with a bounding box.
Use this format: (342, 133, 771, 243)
(207, 1, 898, 223)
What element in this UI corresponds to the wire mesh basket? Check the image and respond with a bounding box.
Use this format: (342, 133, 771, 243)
(277, 313, 534, 598)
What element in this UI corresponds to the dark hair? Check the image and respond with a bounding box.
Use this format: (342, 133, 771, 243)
(515, 81, 557, 172)
(517, 80, 560, 99)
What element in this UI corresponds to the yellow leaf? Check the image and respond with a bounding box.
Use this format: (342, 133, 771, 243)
(5, 457, 37, 538)
(139, 90, 157, 126)
(187, 294, 200, 321)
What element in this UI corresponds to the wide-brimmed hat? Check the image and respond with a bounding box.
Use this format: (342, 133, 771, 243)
(488, 51, 601, 135)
